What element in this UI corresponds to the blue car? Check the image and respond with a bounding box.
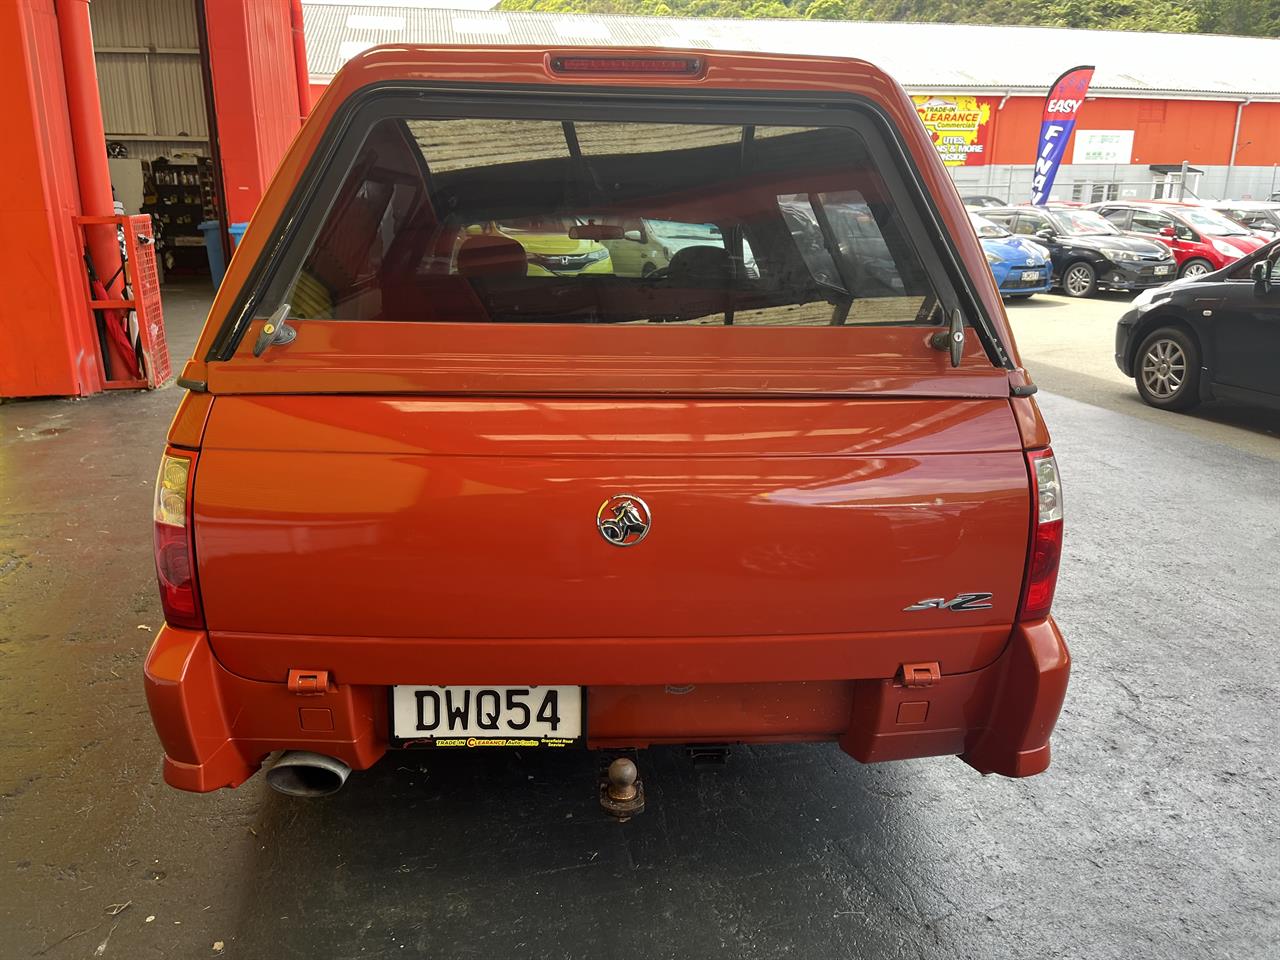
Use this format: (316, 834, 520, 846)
(971, 213, 1052, 298)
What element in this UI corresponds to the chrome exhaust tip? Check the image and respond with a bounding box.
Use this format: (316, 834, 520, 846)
(264, 751, 351, 798)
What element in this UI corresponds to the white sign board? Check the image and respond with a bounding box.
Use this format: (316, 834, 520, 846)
(1072, 130, 1135, 165)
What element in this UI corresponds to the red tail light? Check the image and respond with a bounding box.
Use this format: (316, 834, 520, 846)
(1019, 447, 1063, 622)
(153, 451, 204, 630)
(548, 55, 704, 77)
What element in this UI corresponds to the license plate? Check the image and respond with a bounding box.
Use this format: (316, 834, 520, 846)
(1155, 265, 1172, 275)
(390, 685, 583, 747)
(1020, 271, 1042, 281)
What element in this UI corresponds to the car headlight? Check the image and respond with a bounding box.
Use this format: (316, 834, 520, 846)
(1102, 248, 1141, 262)
(984, 250, 1001, 264)
(1211, 238, 1241, 258)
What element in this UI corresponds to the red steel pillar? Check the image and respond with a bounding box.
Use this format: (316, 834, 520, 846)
(0, 0, 103, 396)
(202, 0, 307, 226)
(290, 0, 311, 122)
(55, 0, 120, 296)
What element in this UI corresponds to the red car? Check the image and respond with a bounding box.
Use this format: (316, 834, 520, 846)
(1092, 200, 1268, 279)
(144, 45, 1070, 806)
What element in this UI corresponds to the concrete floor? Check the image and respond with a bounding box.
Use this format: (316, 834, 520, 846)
(1, 285, 1277, 959)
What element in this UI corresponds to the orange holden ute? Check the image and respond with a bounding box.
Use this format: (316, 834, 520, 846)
(145, 46, 1069, 799)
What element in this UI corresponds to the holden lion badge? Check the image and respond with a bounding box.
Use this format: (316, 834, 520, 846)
(597, 494, 651, 547)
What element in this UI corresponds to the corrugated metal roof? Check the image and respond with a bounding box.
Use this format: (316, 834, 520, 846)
(301, 5, 1280, 98)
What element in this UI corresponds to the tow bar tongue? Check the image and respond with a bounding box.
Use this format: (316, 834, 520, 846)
(599, 758, 645, 819)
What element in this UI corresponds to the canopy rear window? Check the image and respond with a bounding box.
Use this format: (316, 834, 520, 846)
(280, 116, 946, 329)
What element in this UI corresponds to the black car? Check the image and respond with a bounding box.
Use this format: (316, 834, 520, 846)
(980, 205, 1176, 297)
(1115, 239, 1280, 412)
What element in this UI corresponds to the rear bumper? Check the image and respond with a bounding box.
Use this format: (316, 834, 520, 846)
(143, 618, 1070, 791)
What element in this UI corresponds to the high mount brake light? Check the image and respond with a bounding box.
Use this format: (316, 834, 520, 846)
(153, 452, 204, 630)
(548, 55, 704, 77)
(1019, 447, 1063, 622)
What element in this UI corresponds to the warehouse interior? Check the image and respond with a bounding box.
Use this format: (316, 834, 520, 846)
(0, 0, 307, 399)
(93, 0, 215, 279)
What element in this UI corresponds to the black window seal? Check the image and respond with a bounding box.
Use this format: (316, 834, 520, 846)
(205, 81, 1011, 369)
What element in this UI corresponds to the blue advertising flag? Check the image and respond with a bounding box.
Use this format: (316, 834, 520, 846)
(1030, 66, 1095, 204)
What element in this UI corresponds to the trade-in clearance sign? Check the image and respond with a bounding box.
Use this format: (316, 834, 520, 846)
(1031, 65, 1096, 203)
(913, 95, 996, 166)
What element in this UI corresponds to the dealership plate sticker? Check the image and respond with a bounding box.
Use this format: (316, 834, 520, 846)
(1155, 265, 1173, 274)
(391, 685, 582, 747)
(1021, 271, 1042, 280)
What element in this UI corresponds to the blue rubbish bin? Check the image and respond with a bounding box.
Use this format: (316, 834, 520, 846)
(198, 220, 226, 288)
(229, 221, 249, 250)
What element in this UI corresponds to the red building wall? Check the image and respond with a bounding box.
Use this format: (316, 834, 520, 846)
(0, 0, 102, 396)
(989, 96, 1280, 167)
(1236, 102, 1280, 166)
(205, 2, 305, 225)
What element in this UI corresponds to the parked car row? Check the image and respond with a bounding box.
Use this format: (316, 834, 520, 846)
(958, 195, 1279, 417)
(1092, 202, 1268, 278)
(464, 217, 761, 279)
(964, 194, 1280, 239)
(960, 195, 1274, 299)
(977, 205, 1177, 298)
(485, 197, 1276, 307)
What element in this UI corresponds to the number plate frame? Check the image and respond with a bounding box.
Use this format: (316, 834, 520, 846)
(389, 685, 586, 749)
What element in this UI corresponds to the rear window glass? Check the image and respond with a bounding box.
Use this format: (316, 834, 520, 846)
(283, 117, 941, 328)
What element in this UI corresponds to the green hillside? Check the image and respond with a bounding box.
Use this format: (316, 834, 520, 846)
(497, 0, 1279, 38)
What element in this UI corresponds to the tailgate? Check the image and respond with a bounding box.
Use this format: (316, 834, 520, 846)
(194, 396, 1030, 681)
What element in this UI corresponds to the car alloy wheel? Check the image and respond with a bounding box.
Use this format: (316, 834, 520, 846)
(1134, 327, 1201, 411)
(1140, 337, 1186, 400)
(1063, 262, 1095, 297)
(1180, 259, 1211, 279)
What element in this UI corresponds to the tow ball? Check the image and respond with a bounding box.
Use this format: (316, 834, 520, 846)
(599, 757, 645, 819)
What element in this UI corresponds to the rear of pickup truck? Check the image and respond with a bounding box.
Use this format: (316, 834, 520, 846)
(144, 46, 1069, 795)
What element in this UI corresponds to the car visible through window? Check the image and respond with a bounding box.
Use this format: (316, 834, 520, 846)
(1178, 207, 1255, 238)
(1126, 210, 1193, 240)
(971, 215, 1010, 239)
(1224, 209, 1280, 234)
(1048, 208, 1122, 237)
(278, 117, 943, 331)
(1011, 212, 1048, 236)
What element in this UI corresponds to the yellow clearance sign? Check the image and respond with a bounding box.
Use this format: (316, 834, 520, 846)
(913, 96, 996, 167)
